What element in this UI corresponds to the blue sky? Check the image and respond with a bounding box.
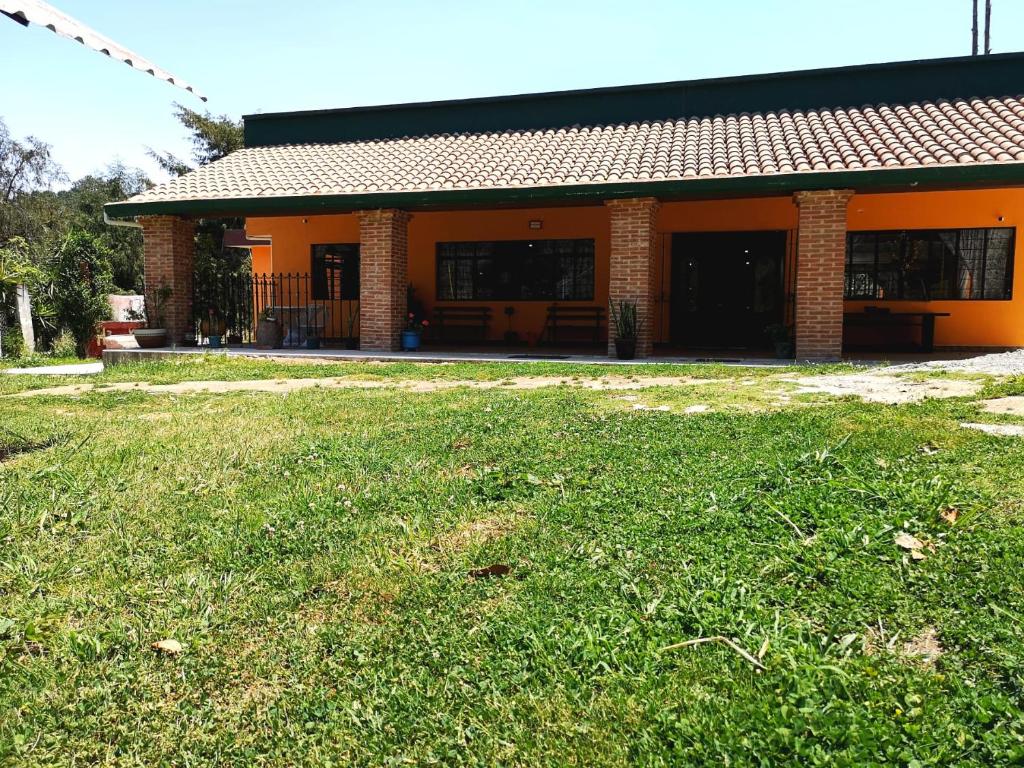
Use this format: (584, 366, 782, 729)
(3, 0, 1023, 184)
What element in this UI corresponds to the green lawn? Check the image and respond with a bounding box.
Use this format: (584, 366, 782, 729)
(1, 359, 1023, 766)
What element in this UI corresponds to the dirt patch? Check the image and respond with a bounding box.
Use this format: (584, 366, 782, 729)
(433, 514, 519, 554)
(788, 373, 981, 404)
(980, 395, 1024, 416)
(902, 627, 943, 665)
(960, 422, 1024, 437)
(136, 412, 173, 421)
(864, 625, 943, 665)
(7, 375, 714, 398)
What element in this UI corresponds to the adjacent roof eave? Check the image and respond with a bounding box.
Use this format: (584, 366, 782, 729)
(104, 162, 1024, 220)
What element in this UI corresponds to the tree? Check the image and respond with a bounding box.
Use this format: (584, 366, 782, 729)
(48, 231, 113, 357)
(0, 117, 66, 249)
(149, 103, 243, 176)
(58, 165, 151, 291)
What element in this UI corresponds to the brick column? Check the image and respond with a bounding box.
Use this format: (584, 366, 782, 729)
(606, 197, 660, 357)
(793, 190, 854, 361)
(358, 209, 410, 351)
(140, 215, 194, 345)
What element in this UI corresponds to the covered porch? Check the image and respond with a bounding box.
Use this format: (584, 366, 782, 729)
(136, 185, 1023, 362)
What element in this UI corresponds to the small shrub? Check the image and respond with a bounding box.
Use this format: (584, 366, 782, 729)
(0, 324, 25, 359)
(51, 330, 78, 358)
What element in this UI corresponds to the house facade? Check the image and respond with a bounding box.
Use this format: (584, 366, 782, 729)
(106, 53, 1024, 359)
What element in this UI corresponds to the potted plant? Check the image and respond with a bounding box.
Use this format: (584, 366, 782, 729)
(132, 283, 172, 349)
(402, 313, 429, 351)
(200, 308, 227, 348)
(344, 301, 359, 349)
(765, 323, 794, 359)
(609, 299, 642, 360)
(255, 307, 283, 349)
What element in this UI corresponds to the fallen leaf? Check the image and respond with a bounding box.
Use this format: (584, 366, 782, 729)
(940, 507, 960, 525)
(910, 550, 928, 561)
(151, 639, 183, 655)
(895, 532, 924, 551)
(469, 564, 510, 578)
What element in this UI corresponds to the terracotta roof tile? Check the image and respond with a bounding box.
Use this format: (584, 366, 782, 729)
(125, 95, 1024, 206)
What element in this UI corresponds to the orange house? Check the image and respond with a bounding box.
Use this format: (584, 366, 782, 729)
(106, 52, 1024, 359)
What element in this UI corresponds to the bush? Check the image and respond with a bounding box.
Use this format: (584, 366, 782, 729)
(51, 330, 78, 358)
(1, 324, 25, 359)
(50, 231, 113, 357)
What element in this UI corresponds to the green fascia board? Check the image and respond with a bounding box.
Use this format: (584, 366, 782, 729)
(103, 163, 1024, 220)
(244, 53, 1024, 147)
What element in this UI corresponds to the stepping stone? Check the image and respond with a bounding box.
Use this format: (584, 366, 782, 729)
(980, 396, 1024, 416)
(960, 422, 1024, 437)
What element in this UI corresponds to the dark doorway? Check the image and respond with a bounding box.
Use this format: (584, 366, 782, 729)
(670, 231, 786, 349)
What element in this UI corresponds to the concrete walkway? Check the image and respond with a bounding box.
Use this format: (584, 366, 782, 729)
(2, 362, 104, 376)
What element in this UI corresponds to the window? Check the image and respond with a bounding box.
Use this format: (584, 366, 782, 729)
(311, 244, 359, 300)
(845, 228, 1014, 300)
(436, 239, 595, 301)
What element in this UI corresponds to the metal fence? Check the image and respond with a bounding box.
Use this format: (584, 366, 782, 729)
(192, 272, 359, 347)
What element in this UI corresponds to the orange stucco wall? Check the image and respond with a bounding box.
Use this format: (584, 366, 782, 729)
(250, 245, 272, 274)
(247, 187, 1024, 349)
(845, 189, 1024, 347)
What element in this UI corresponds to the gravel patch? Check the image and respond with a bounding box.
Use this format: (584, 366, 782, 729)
(884, 349, 1024, 375)
(789, 373, 981, 404)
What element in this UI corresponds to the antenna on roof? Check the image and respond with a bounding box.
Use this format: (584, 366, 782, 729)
(972, 0, 979, 55)
(984, 0, 992, 54)
(972, 0, 993, 56)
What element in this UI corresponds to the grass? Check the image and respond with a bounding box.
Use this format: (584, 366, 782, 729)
(1, 358, 1023, 765)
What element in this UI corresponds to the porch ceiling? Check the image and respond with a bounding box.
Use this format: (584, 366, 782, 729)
(107, 93, 1024, 219)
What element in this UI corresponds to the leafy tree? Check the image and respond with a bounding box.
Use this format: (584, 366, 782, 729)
(1, 116, 150, 293)
(149, 103, 244, 176)
(48, 231, 113, 357)
(57, 165, 151, 291)
(0, 117, 66, 256)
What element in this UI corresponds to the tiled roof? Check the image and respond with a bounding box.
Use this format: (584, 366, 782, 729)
(122, 95, 1024, 207)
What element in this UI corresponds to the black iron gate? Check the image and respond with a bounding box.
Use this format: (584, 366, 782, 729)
(192, 272, 359, 347)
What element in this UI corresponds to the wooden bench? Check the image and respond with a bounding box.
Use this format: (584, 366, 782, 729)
(430, 305, 492, 342)
(542, 305, 605, 346)
(843, 308, 951, 352)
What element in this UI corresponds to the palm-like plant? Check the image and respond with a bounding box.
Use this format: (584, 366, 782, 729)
(609, 299, 642, 340)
